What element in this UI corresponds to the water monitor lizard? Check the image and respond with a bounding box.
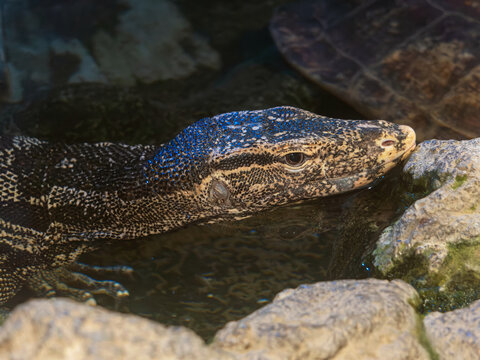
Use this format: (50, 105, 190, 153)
(0, 106, 415, 306)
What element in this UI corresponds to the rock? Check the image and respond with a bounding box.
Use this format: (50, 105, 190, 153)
(92, 0, 220, 86)
(374, 138, 480, 273)
(212, 279, 429, 360)
(0, 298, 232, 360)
(424, 299, 480, 360)
(1, 0, 220, 101)
(10, 279, 480, 359)
(0, 280, 432, 360)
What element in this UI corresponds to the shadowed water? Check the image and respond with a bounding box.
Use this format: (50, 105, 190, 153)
(82, 168, 410, 340)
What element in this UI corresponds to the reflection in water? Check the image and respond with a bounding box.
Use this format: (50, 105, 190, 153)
(83, 167, 408, 340)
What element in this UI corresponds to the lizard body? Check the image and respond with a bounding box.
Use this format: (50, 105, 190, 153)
(0, 106, 415, 304)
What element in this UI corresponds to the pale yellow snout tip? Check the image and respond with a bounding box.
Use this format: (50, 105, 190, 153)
(399, 125, 416, 160)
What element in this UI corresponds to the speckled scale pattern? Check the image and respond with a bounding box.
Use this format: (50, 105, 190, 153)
(0, 106, 414, 304)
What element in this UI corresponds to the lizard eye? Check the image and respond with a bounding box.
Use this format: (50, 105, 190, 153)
(284, 152, 306, 167)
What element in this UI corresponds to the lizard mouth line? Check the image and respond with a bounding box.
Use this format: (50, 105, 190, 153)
(325, 143, 416, 184)
(322, 143, 416, 195)
(400, 142, 416, 161)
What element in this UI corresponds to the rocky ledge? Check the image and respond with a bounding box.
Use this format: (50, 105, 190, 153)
(0, 278, 479, 360)
(375, 138, 480, 272)
(374, 138, 480, 313)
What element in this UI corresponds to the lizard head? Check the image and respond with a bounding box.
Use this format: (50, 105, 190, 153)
(144, 106, 415, 224)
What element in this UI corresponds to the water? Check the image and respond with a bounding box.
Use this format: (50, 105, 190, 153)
(79, 169, 409, 340)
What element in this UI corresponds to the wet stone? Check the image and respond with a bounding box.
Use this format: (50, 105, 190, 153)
(374, 138, 480, 290)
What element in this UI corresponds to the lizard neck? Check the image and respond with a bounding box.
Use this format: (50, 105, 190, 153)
(41, 140, 208, 240)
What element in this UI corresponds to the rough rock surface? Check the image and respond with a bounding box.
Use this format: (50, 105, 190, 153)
(0, 298, 232, 360)
(92, 0, 220, 85)
(0, 279, 432, 360)
(213, 279, 429, 360)
(425, 299, 480, 360)
(2, 0, 220, 101)
(374, 138, 480, 272)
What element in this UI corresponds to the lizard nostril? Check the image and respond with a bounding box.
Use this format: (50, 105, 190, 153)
(381, 139, 396, 147)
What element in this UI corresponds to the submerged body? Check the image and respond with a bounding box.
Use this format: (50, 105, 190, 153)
(0, 106, 415, 304)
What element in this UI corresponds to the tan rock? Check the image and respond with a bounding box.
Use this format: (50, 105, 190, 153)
(374, 138, 480, 272)
(213, 279, 429, 360)
(0, 298, 232, 360)
(424, 299, 480, 360)
(11, 280, 478, 360)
